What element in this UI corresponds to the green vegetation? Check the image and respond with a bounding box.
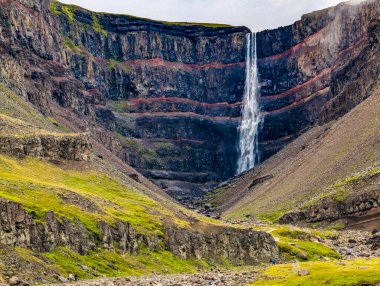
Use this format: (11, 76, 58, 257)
(49, 0, 61, 15)
(160, 21, 233, 28)
(92, 13, 108, 36)
(326, 221, 346, 231)
(62, 5, 76, 22)
(269, 226, 340, 262)
(0, 114, 76, 138)
(0, 84, 61, 132)
(116, 133, 138, 148)
(251, 258, 380, 286)
(0, 155, 188, 236)
(47, 116, 72, 132)
(138, 147, 158, 158)
(333, 166, 380, 188)
(43, 247, 210, 279)
(50, 1, 233, 29)
(258, 210, 284, 223)
(302, 166, 380, 209)
(64, 37, 83, 54)
(108, 59, 130, 73)
(108, 100, 134, 113)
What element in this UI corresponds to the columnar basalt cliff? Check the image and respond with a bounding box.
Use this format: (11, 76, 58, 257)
(256, 0, 380, 159)
(0, 197, 278, 264)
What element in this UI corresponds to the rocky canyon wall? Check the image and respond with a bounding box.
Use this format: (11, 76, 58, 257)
(0, 0, 249, 200)
(257, 0, 380, 160)
(0, 0, 379, 200)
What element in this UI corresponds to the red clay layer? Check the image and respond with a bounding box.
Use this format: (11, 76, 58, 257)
(261, 66, 335, 101)
(260, 35, 367, 101)
(338, 36, 368, 57)
(261, 87, 331, 115)
(261, 27, 328, 61)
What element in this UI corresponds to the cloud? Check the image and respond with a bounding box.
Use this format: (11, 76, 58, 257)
(60, 0, 345, 31)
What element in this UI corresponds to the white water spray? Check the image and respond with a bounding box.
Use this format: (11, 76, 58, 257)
(237, 33, 261, 174)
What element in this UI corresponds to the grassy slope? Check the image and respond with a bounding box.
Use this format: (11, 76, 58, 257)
(252, 258, 380, 286)
(0, 84, 66, 132)
(211, 85, 380, 221)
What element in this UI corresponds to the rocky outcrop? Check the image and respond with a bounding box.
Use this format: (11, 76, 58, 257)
(0, 198, 278, 263)
(165, 226, 277, 264)
(0, 133, 92, 161)
(279, 189, 380, 229)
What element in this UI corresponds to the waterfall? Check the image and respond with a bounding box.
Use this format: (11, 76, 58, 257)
(237, 33, 261, 174)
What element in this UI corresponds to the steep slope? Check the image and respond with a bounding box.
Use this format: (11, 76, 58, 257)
(0, 83, 278, 284)
(208, 83, 380, 228)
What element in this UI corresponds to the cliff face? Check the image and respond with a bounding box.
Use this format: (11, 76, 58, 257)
(0, 197, 277, 264)
(1, 0, 379, 201)
(256, 0, 380, 159)
(279, 189, 380, 230)
(0, 0, 248, 200)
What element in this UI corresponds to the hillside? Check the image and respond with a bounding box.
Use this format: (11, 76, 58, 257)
(208, 83, 380, 229)
(0, 83, 278, 284)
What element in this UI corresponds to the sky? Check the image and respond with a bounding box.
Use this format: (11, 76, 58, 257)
(60, 0, 346, 31)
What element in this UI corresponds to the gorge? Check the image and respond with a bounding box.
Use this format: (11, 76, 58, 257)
(0, 0, 380, 284)
(1, 0, 377, 203)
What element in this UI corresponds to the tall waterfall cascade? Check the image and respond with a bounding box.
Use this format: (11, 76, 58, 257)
(237, 33, 261, 174)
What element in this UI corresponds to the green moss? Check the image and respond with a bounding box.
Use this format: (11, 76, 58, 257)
(331, 187, 348, 202)
(49, 0, 61, 15)
(62, 5, 75, 23)
(269, 226, 340, 262)
(277, 241, 308, 261)
(258, 210, 284, 223)
(301, 166, 380, 211)
(92, 13, 108, 36)
(108, 59, 130, 73)
(251, 258, 380, 286)
(108, 62, 116, 71)
(116, 134, 138, 148)
(160, 21, 233, 28)
(138, 147, 158, 158)
(333, 167, 380, 188)
(64, 37, 82, 54)
(326, 221, 346, 231)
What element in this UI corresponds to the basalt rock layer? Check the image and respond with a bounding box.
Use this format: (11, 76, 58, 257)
(0, 133, 92, 161)
(279, 189, 380, 230)
(256, 0, 380, 160)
